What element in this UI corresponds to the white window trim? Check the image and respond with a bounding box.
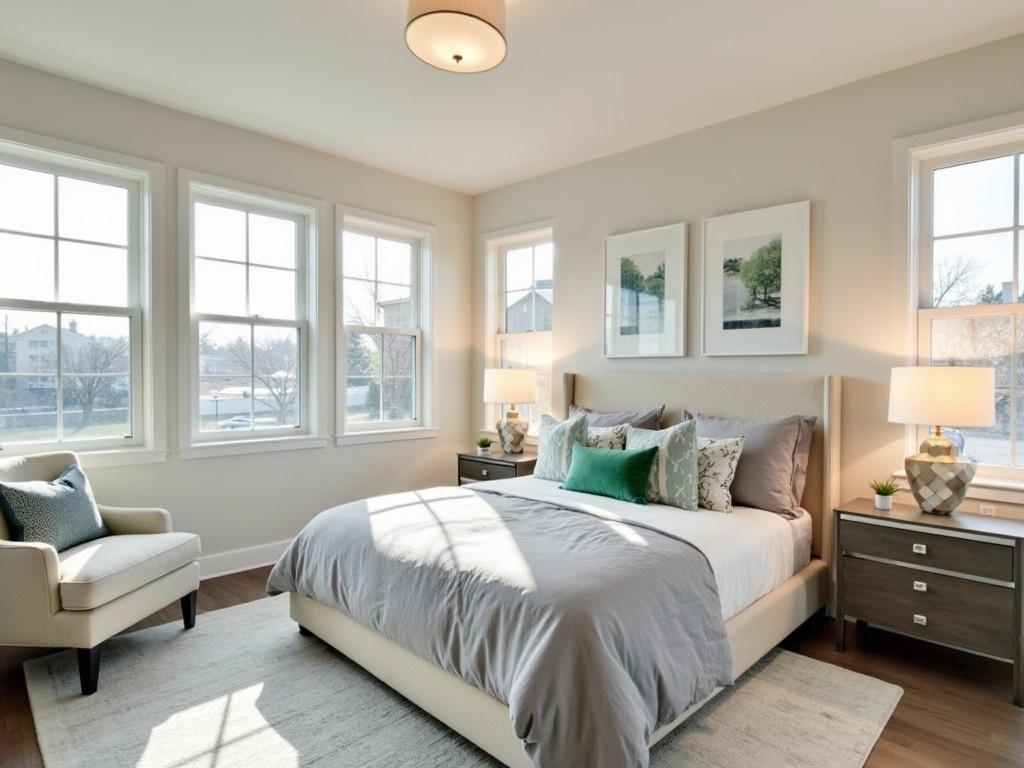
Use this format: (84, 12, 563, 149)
(482, 221, 555, 440)
(894, 109, 1024, 493)
(336, 205, 437, 445)
(0, 126, 168, 468)
(177, 169, 326, 460)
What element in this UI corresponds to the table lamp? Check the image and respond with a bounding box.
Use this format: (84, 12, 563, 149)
(484, 368, 536, 454)
(888, 366, 995, 515)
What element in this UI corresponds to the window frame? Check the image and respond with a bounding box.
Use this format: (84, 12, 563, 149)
(336, 205, 436, 444)
(178, 170, 324, 458)
(0, 128, 164, 465)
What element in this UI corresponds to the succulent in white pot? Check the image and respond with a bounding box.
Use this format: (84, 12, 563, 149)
(475, 436, 494, 456)
(869, 479, 899, 511)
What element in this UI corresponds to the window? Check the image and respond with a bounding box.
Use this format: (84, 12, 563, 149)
(339, 209, 433, 438)
(917, 140, 1024, 469)
(0, 149, 145, 450)
(486, 227, 554, 434)
(183, 174, 318, 448)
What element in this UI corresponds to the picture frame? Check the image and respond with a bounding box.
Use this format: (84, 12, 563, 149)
(604, 223, 686, 358)
(701, 201, 809, 356)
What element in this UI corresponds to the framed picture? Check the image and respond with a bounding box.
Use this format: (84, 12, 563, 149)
(702, 201, 809, 356)
(604, 223, 686, 358)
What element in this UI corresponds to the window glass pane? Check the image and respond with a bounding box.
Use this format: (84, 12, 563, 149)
(61, 314, 130, 375)
(498, 333, 551, 435)
(0, 375, 57, 443)
(58, 177, 128, 246)
(249, 266, 296, 319)
(342, 231, 375, 279)
(58, 242, 128, 306)
(0, 164, 53, 236)
(343, 278, 376, 326)
(954, 388, 1010, 466)
(199, 376, 253, 432)
(534, 243, 553, 284)
(933, 156, 1015, 237)
(505, 289, 532, 332)
(346, 332, 381, 423)
(505, 247, 533, 291)
(378, 239, 412, 285)
(194, 202, 245, 262)
(62, 375, 130, 440)
(195, 258, 246, 316)
(377, 283, 412, 328)
(253, 325, 299, 429)
(383, 334, 415, 421)
(0, 232, 54, 301)
(248, 214, 296, 269)
(931, 315, 1011, 387)
(931, 232, 1013, 307)
(199, 322, 251, 376)
(0, 309, 58, 373)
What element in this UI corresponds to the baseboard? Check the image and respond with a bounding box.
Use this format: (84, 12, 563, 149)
(198, 539, 291, 580)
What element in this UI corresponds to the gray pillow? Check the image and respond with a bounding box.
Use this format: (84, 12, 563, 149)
(0, 464, 107, 551)
(686, 413, 817, 516)
(569, 404, 665, 430)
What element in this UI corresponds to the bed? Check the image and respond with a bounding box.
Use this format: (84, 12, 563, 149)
(270, 371, 841, 768)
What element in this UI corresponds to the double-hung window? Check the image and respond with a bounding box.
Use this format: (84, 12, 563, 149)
(0, 146, 146, 451)
(183, 174, 318, 448)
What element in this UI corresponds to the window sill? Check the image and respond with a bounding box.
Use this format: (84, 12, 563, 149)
(892, 468, 1024, 505)
(336, 427, 439, 446)
(179, 435, 327, 461)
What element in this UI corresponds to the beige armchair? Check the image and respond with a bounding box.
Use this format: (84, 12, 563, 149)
(0, 451, 201, 695)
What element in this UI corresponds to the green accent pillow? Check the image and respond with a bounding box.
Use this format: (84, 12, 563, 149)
(626, 421, 699, 510)
(535, 413, 588, 481)
(561, 444, 659, 504)
(0, 464, 107, 551)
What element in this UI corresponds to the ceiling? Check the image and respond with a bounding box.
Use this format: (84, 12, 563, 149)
(1, 1, 1023, 194)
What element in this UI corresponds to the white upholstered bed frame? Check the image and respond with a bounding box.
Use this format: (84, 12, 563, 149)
(291, 371, 842, 768)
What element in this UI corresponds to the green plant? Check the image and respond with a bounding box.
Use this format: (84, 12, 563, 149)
(868, 479, 899, 496)
(475, 435, 493, 448)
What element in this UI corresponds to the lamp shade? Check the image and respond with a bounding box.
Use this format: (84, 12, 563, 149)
(406, 0, 507, 74)
(483, 368, 536, 404)
(888, 366, 995, 427)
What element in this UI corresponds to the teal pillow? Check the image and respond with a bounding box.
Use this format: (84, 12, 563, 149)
(627, 421, 699, 510)
(561, 444, 659, 504)
(0, 464, 107, 551)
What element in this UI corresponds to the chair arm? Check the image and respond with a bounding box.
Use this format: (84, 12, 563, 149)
(0, 540, 61, 643)
(98, 504, 172, 535)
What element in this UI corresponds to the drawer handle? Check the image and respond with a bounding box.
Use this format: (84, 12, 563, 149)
(912, 543, 928, 555)
(913, 580, 928, 592)
(913, 614, 928, 627)
(481, 469, 489, 477)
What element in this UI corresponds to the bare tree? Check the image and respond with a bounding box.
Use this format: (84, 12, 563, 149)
(62, 335, 129, 432)
(932, 254, 981, 308)
(226, 334, 298, 426)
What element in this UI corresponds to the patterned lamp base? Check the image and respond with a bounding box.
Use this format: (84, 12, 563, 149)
(496, 418, 528, 454)
(905, 434, 976, 515)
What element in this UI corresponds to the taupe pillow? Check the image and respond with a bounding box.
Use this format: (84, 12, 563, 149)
(569, 404, 665, 430)
(685, 412, 816, 516)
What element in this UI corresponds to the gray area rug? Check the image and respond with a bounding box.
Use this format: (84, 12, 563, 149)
(26, 595, 902, 768)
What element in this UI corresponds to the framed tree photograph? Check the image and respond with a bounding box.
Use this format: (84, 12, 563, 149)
(604, 223, 686, 358)
(702, 201, 809, 356)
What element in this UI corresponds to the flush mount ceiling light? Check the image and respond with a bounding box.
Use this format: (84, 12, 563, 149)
(406, 0, 507, 74)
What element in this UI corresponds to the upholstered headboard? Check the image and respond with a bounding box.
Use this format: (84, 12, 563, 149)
(557, 372, 841, 562)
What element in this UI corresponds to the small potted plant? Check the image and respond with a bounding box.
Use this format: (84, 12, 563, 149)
(475, 435, 494, 456)
(869, 479, 899, 511)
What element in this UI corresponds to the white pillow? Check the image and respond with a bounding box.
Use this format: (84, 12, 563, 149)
(586, 424, 630, 450)
(697, 436, 745, 513)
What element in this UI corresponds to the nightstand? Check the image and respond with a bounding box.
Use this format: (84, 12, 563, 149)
(835, 497, 1024, 705)
(457, 451, 537, 486)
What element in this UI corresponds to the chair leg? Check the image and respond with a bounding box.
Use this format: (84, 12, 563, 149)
(77, 646, 101, 696)
(181, 589, 198, 630)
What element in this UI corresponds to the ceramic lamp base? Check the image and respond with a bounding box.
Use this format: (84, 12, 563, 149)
(496, 418, 528, 454)
(904, 434, 976, 515)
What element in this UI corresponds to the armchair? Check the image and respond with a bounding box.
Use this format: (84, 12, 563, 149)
(0, 452, 201, 694)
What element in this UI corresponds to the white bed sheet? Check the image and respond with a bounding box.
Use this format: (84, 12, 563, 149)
(473, 476, 810, 620)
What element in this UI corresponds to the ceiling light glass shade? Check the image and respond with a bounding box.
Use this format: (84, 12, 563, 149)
(406, 0, 507, 73)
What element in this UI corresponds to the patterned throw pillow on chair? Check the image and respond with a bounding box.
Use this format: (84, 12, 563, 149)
(0, 464, 107, 551)
(626, 421, 699, 511)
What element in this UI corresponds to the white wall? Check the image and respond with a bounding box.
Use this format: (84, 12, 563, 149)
(471, 33, 1024, 514)
(0, 58, 474, 571)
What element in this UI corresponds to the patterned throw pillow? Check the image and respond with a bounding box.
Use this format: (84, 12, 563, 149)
(626, 421, 699, 510)
(586, 425, 631, 450)
(0, 464, 107, 551)
(535, 414, 588, 482)
(698, 436, 745, 512)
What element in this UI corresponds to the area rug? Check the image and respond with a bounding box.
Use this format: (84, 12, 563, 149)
(25, 595, 902, 768)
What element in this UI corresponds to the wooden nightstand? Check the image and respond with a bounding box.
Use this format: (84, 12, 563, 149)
(835, 497, 1024, 705)
(457, 451, 537, 486)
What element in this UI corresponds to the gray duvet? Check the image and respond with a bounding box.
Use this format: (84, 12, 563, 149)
(267, 485, 732, 768)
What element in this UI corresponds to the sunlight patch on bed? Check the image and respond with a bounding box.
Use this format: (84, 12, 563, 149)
(599, 518, 649, 546)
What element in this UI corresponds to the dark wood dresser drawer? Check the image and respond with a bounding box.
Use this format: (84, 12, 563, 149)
(843, 557, 1015, 658)
(458, 459, 515, 483)
(840, 518, 1014, 582)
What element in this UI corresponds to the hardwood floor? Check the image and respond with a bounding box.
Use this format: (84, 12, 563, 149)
(1, 565, 1021, 767)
